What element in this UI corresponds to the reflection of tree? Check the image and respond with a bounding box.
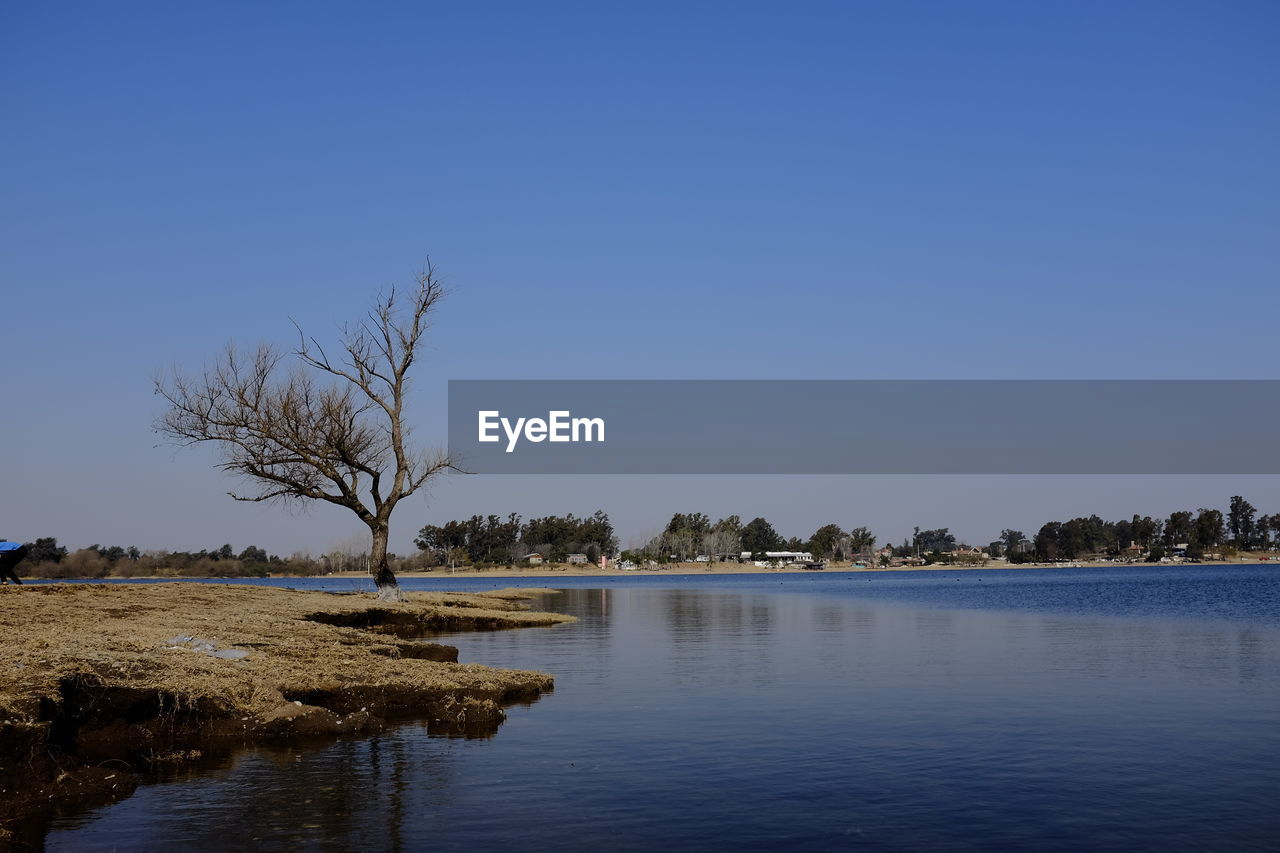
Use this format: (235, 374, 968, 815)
(660, 590, 713, 640)
(749, 599, 773, 637)
(913, 610, 956, 643)
(813, 605, 845, 634)
(850, 607, 877, 641)
(715, 596, 746, 635)
(1236, 628, 1264, 683)
(117, 732, 450, 850)
(554, 588, 614, 626)
(45, 687, 549, 851)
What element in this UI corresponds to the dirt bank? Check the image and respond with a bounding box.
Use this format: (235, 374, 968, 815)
(0, 583, 572, 841)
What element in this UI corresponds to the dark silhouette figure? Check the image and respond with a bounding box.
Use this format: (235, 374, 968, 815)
(0, 541, 27, 584)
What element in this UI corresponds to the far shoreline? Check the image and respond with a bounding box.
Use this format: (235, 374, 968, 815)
(313, 557, 1277, 582)
(14, 557, 1275, 585)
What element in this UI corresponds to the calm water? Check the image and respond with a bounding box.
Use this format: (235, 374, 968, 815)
(44, 566, 1280, 851)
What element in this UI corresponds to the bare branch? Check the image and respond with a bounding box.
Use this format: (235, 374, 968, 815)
(155, 267, 453, 592)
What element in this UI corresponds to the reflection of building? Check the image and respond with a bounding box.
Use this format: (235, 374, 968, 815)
(567, 553, 589, 565)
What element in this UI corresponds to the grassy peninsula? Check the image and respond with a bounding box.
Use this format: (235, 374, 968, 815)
(0, 583, 572, 840)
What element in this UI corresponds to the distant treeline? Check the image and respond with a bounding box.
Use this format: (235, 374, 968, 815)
(12, 539, 433, 580)
(12, 495, 1279, 578)
(414, 511, 618, 567)
(416, 496, 1280, 567)
(1017, 496, 1278, 563)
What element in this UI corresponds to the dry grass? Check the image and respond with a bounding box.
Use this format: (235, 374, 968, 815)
(0, 583, 572, 830)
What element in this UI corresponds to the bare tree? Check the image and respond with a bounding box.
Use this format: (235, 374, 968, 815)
(155, 266, 452, 600)
(703, 529, 740, 563)
(847, 526, 876, 561)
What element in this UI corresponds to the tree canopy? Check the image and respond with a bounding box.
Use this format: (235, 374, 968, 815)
(156, 266, 451, 598)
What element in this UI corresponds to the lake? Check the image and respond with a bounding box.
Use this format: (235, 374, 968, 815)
(44, 565, 1280, 851)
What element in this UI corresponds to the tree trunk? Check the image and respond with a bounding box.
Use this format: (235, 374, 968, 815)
(370, 523, 404, 602)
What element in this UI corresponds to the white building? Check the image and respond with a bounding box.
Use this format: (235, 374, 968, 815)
(740, 551, 815, 563)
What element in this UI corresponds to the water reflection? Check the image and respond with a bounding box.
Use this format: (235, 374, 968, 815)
(46, 577, 1280, 852)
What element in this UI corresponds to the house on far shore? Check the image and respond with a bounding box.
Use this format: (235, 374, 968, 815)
(526, 553, 543, 566)
(567, 553, 589, 565)
(741, 550, 815, 566)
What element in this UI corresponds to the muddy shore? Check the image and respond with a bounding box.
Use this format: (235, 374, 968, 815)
(0, 583, 572, 843)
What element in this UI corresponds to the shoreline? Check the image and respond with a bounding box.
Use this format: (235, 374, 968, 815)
(0, 583, 572, 843)
(11, 558, 1273, 586)
(317, 557, 1275, 581)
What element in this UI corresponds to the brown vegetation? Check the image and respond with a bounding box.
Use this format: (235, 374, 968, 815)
(0, 583, 571, 839)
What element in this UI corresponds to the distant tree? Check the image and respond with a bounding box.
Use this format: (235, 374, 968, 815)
(713, 515, 741, 534)
(998, 532, 1019, 557)
(62, 549, 109, 578)
(1057, 515, 1111, 559)
(913, 528, 957, 555)
(415, 520, 470, 560)
(1253, 515, 1273, 553)
(156, 267, 453, 599)
(847, 526, 876, 557)
(661, 528, 695, 561)
(24, 537, 67, 563)
(88, 544, 129, 563)
(518, 511, 616, 561)
(663, 513, 711, 560)
(807, 524, 844, 560)
(1131, 515, 1159, 551)
(1228, 496, 1257, 550)
(704, 517, 742, 562)
(239, 545, 269, 563)
(581, 510, 619, 557)
(665, 513, 711, 538)
(1164, 511, 1194, 548)
(709, 517, 743, 561)
(740, 517, 781, 556)
(468, 513, 523, 564)
(1034, 522, 1063, 561)
(1194, 508, 1224, 549)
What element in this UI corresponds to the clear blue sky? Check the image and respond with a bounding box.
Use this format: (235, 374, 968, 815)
(3, 1, 1277, 556)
